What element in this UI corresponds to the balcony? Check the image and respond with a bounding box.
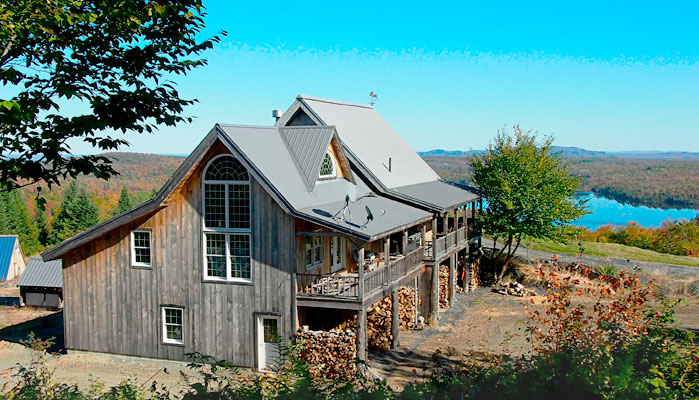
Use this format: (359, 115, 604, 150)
(423, 226, 471, 261)
(296, 247, 425, 303)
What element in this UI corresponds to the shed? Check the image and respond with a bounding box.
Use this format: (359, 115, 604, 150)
(0, 235, 26, 282)
(17, 257, 63, 309)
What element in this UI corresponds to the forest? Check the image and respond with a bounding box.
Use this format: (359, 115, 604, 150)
(0, 153, 183, 256)
(423, 155, 699, 209)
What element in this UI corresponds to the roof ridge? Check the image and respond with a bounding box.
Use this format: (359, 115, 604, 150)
(217, 123, 278, 129)
(296, 94, 374, 109)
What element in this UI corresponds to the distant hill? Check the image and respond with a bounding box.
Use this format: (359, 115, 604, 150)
(419, 146, 699, 161)
(21, 152, 185, 221)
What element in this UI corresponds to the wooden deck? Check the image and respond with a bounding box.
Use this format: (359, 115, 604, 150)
(296, 247, 425, 308)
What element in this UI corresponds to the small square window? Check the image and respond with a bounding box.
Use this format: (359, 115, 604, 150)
(131, 230, 152, 268)
(162, 307, 183, 345)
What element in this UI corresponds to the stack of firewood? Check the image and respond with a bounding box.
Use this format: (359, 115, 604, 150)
(470, 261, 482, 289)
(366, 296, 393, 351)
(495, 281, 535, 297)
(295, 328, 357, 380)
(398, 286, 418, 330)
(439, 265, 450, 309)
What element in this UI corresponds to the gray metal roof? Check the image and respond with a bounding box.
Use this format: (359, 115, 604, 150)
(17, 257, 62, 288)
(279, 126, 335, 191)
(217, 124, 432, 241)
(390, 180, 480, 211)
(289, 95, 441, 189)
(275, 95, 480, 213)
(297, 194, 432, 241)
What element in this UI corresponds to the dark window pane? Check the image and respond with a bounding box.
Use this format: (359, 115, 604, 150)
(229, 184, 250, 229)
(204, 184, 226, 228)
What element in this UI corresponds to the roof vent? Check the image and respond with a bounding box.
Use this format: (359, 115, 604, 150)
(272, 109, 283, 121)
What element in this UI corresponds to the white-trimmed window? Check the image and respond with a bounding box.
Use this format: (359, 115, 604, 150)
(130, 230, 152, 268)
(304, 236, 323, 269)
(162, 306, 184, 345)
(203, 155, 252, 282)
(319, 152, 336, 178)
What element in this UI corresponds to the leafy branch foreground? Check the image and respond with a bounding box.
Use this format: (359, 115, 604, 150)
(2, 267, 697, 400)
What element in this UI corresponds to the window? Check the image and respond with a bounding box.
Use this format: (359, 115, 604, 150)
(305, 236, 323, 269)
(130, 230, 151, 268)
(162, 307, 183, 345)
(203, 155, 252, 282)
(319, 152, 336, 178)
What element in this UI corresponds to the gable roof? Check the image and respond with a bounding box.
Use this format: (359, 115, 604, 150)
(0, 235, 19, 281)
(43, 124, 431, 261)
(17, 257, 62, 288)
(276, 95, 480, 213)
(279, 126, 335, 191)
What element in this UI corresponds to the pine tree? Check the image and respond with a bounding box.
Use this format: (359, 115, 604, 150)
(115, 186, 133, 215)
(35, 197, 49, 247)
(48, 181, 100, 245)
(0, 189, 41, 255)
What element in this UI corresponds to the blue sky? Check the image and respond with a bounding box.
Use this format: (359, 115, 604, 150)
(21, 1, 699, 153)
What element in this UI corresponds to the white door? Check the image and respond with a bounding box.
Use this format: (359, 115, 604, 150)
(257, 316, 280, 371)
(331, 237, 345, 273)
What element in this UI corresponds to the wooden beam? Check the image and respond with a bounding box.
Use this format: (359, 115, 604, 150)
(358, 247, 365, 299)
(429, 264, 439, 325)
(414, 277, 419, 327)
(357, 307, 367, 360)
(402, 230, 408, 256)
(449, 254, 456, 307)
(384, 237, 390, 269)
(431, 216, 437, 239)
(442, 213, 448, 234)
(391, 288, 400, 349)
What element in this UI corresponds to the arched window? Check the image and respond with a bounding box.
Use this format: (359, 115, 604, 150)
(202, 155, 251, 282)
(319, 152, 336, 178)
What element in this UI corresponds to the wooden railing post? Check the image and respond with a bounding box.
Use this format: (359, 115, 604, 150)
(358, 246, 365, 299)
(449, 253, 456, 307)
(357, 307, 367, 360)
(391, 287, 400, 349)
(384, 237, 390, 284)
(429, 263, 439, 325)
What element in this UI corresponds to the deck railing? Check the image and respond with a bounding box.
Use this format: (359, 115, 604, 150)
(296, 273, 359, 298)
(457, 227, 466, 244)
(435, 236, 447, 256)
(297, 247, 424, 300)
(423, 240, 434, 258)
(446, 232, 457, 249)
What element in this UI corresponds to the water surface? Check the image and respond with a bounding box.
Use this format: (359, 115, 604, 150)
(573, 193, 698, 230)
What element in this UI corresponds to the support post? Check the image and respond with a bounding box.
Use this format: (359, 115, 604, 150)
(478, 200, 483, 248)
(431, 216, 437, 240)
(449, 253, 456, 306)
(429, 264, 439, 325)
(421, 223, 426, 249)
(357, 307, 367, 360)
(442, 212, 448, 234)
(402, 230, 408, 256)
(414, 277, 419, 327)
(391, 287, 400, 349)
(358, 246, 365, 299)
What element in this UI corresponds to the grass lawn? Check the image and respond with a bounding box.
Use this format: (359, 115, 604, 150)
(524, 239, 699, 267)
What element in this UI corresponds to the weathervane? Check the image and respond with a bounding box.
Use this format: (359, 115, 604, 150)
(369, 91, 378, 106)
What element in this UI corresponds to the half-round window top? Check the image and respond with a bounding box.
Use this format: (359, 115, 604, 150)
(319, 152, 336, 178)
(205, 155, 249, 181)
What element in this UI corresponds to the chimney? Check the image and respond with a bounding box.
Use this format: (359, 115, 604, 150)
(272, 109, 282, 122)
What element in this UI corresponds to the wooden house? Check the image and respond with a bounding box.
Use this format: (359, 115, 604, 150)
(42, 96, 480, 369)
(0, 235, 26, 282)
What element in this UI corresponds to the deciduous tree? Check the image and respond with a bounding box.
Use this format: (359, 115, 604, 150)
(0, 0, 225, 192)
(470, 125, 587, 282)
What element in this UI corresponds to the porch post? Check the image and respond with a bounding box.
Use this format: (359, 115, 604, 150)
(442, 212, 448, 234)
(421, 223, 426, 251)
(384, 237, 390, 283)
(429, 263, 439, 325)
(357, 307, 367, 360)
(431, 216, 437, 241)
(391, 287, 400, 349)
(402, 230, 408, 256)
(478, 199, 483, 248)
(358, 246, 365, 299)
(414, 277, 419, 327)
(449, 253, 456, 306)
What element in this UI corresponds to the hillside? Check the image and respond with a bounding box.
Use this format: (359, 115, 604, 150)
(422, 155, 699, 209)
(419, 146, 699, 160)
(21, 152, 185, 221)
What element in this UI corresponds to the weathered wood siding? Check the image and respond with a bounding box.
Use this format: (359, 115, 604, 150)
(61, 143, 296, 367)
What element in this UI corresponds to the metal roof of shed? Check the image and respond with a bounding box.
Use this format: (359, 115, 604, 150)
(0, 236, 18, 281)
(17, 257, 62, 288)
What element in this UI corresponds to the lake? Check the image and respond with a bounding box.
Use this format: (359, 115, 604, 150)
(572, 192, 698, 230)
